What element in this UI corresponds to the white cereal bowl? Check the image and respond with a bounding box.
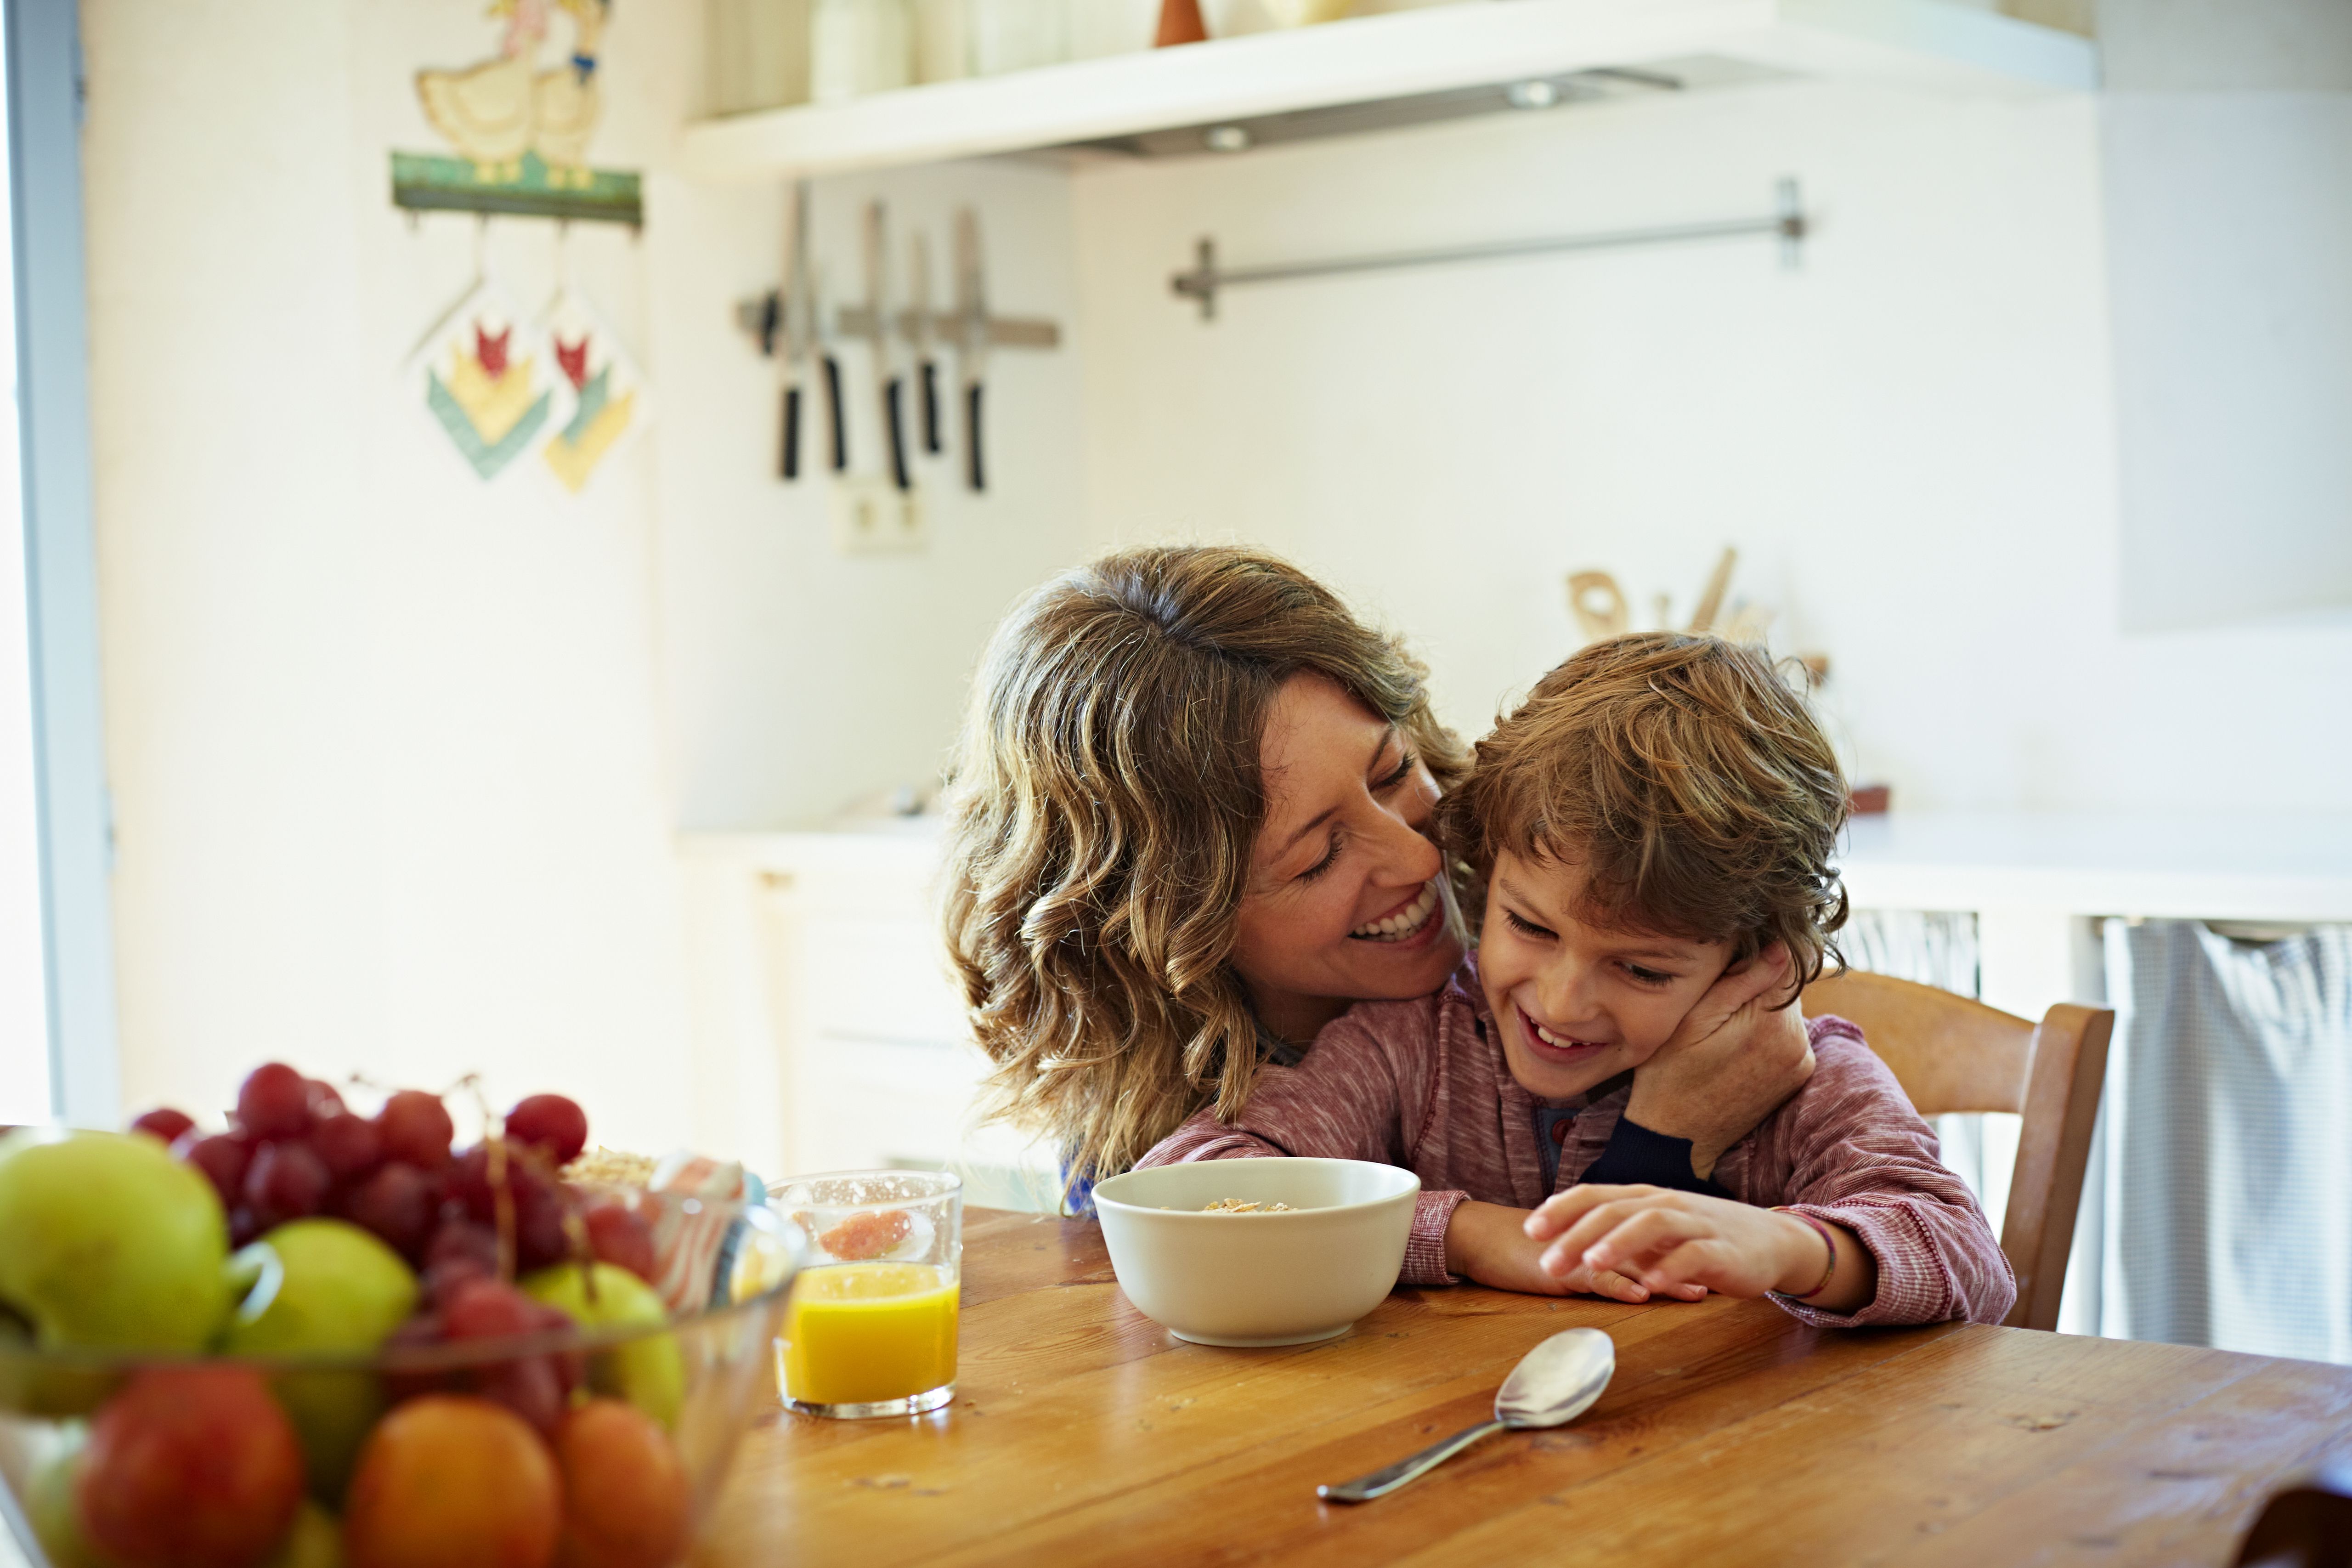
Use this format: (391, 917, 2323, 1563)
(1091, 1159, 1420, 1347)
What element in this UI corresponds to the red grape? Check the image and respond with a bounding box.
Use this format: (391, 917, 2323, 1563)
(303, 1078, 345, 1117)
(441, 1277, 542, 1341)
(338, 1162, 436, 1259)
(307, 1111, 383, 1182)
(440, 1281, 580, 1436)
(229, 1207, 264, 1249)
(584, 1203, 657, 1284)
(129, 1108, 195, 1145)
(451, 1144, 574, 1272)
(475, 1354, 567, 1438)
(504, 1094, 588, 1166)
(235, 1063, 312, 1141)
(175, 1132, 252, 1208)
(380, 1284, 582, 1438)
(422, 1217, 499, 1302)
(377, 1312, 447, 1408)
(243, 1139, 329, 1228)
(376, 1090, 454, 1169)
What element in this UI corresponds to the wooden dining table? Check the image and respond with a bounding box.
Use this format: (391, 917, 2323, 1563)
(700, 1207, 2352, 1566)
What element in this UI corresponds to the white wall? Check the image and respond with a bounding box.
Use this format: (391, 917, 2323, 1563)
(82, 0, 701, 1145)
(1069, 78, 2352, 815)
(2101, 0, 2352, 631)
(649, 160, 1092, 831)
(77, 0, 1093, 1145)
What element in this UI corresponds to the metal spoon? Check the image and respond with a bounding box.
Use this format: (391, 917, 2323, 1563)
(1317, 1327, 1615, 1504)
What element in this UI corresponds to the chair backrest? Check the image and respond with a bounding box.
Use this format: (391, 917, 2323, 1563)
(2234, 1465, 2352, 1568)
(1801, 970, 2116, 1332)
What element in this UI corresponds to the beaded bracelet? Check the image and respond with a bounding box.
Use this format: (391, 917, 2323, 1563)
(1770, 1207, 1838, 1300)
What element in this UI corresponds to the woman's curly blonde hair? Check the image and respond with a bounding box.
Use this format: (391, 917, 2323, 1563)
(941, 545, 1467, 1195)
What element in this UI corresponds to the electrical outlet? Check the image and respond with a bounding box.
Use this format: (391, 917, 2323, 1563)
(828, 476, 929, 555)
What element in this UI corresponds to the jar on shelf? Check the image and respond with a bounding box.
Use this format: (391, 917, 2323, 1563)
(1072, 0, 1161, 58)
(969, 0, 1069, 75)
(706, 0, 814, 113)
(810, 0, 914, 103)
(913, 0, 971, 83)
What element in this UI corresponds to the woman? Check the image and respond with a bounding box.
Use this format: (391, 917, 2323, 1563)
(940, 545, 1809, 1214)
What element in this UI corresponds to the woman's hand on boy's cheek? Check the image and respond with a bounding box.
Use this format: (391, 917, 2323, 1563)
(1624, 943, 1814, 1179)
(1443, 1200, 1668, 1303)
(1526, 1185, 1816, 1300)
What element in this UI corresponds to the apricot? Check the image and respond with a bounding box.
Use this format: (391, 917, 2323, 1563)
(77, 1365, 305, 1568)
(553, 1399, 691, 1568)
(343, 1395, 560, 1568)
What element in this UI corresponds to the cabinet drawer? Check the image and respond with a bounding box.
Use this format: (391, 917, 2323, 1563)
(788, 914, 970, 1043)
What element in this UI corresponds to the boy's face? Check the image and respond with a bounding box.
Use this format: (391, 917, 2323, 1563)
(1477, 849, 1734, 1101)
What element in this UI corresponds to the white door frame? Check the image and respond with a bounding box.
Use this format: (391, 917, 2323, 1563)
(7, 0, 118, 1126)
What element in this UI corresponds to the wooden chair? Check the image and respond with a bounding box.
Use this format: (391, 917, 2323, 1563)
(2234, 1466, 2352, 1568)
(1800, 970, 2115, 1332)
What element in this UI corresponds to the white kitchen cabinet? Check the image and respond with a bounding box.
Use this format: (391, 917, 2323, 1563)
(679, 827, 1063, 1209)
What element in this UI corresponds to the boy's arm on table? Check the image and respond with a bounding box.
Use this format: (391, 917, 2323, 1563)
(1767, 1025, 2018, 1327)
(1522, 1026, 2013, 1324)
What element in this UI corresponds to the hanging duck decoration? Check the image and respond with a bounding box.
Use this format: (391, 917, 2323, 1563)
(396, 1, 653, 488)
(393, 0, 638, 226)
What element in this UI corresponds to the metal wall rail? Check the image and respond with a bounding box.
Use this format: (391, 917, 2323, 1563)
(1170, 177, 1806, 320)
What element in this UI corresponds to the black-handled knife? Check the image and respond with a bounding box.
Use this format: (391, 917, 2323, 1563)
(776, 183, 816, 484)
(885, 375, 912, 492)
(782, 383, 803, 480)
(911, 232, 944, 459)
(762, 288, 804, 481)
(966, 381, 984, 493)
(955, 208, 989, 494)
(822, 352, 847, 472)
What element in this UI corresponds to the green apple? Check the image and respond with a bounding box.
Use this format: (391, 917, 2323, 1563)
(264, 1499, 342, 1568)
(0, 1304, 121, 1420)
(222, 1218, 418, 1502)
(0, 1130, 229, 1411)
(23, 1428, 115, 1568)
(521, 1262, 684, 1428)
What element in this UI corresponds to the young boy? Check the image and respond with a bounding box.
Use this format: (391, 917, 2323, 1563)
(1139, 633, 2013, 1327)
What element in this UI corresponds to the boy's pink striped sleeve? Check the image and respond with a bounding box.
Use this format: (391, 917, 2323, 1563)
(1767, 1025, 2018, 1327)
(1402, 1190, 1469, 1285)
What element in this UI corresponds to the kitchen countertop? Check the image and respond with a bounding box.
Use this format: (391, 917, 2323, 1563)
(681, 808, 2352, 922)
(1836, 809, 2352, 922)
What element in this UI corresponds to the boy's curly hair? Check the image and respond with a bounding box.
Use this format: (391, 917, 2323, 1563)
(1439, 632, 1849, 998)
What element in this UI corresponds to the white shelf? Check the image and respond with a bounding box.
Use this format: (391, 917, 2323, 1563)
(680, 0, 2097, 184)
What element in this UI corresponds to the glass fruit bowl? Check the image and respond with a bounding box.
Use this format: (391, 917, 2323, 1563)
(0, 1193, 800, 1568)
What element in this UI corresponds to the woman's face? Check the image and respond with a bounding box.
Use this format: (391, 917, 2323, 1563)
(1231, 674, 1462, 1041)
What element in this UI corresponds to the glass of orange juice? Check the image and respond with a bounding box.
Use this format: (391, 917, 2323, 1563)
(775, 1169, 962, 1418)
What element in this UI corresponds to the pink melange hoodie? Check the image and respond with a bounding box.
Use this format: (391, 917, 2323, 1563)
(1138, 958, 2015, 1329)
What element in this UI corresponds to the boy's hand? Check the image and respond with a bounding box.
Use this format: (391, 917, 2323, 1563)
(1443, 1200, 1702, 1303)
(1625, 943, 1814, 1179)
(1525, 1185, 1875, 1313)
